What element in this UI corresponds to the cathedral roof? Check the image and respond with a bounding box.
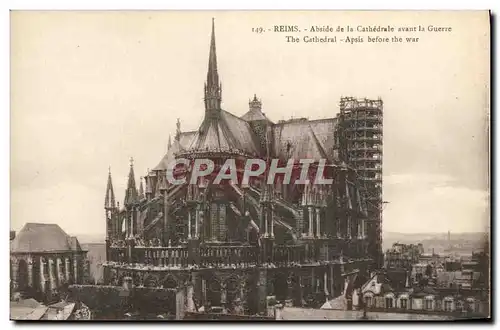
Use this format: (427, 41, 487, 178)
(272, 118, 336, 161)
(11, 223, 83, 254)
(221, 110, 261, 154)
(154, 21, 338, 169)
(241, 108, 273, 123)
(153, 131, 197, 171)
(186, 109, 260, 156)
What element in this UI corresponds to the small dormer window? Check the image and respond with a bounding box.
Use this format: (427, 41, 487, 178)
(425, 297, 434, 310)
(385, 297, 394, 308)
(444, 299, 453, 312)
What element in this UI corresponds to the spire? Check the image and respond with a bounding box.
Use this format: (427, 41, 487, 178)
(145, 173, 152, 195)
(155, 174, 167, 197)
(167, 135, 172, 149)
(208, 18, 219, 87)
(139, 176, 145, 199)
(175, 119, 181, 141)
(124, 157, 138, 206)
(104, 166, 116, 209)
(204, 18, 222, 113)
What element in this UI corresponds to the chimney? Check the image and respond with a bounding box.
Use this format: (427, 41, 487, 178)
(10, 230, 15, 240)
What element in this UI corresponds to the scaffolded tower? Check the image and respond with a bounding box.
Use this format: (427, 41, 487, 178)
(339, 97, 384, 268)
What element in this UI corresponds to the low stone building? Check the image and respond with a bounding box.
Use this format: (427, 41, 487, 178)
(10, 223, 88, 302)
(354, 271, 488, 317)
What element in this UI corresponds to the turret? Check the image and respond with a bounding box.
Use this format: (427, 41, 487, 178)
(104, 166, 117, 240)
(124, 157, 139, 208)
(145, 170, 153, 201)
(139, 177, 145, 200)
(249, 94, 262, 112)
(175, 119, 181, 142)
(104, 166, 116, 210)
(155, 174, 168, 197)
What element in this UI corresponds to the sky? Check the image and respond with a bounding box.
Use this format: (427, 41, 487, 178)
(10, 11, 490, 236)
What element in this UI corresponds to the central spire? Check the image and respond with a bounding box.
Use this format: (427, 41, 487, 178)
(204, 18, 222, 114)
(207, 18, 219, 88)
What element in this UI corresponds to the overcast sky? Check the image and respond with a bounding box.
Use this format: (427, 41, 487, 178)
(10, 11, 489, 236)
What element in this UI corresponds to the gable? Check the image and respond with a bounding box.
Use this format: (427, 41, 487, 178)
(11, 223, 80, 253)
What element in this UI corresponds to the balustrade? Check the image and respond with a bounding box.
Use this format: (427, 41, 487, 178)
(134, 247, 188, 268)
(200, 245, 258, 267)
(109, 248, 126, 263)
(273, 245, 306, 266)
(108, 240, 356, 270)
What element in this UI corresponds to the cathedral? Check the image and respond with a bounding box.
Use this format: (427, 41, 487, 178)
(102, 20, 383, 314)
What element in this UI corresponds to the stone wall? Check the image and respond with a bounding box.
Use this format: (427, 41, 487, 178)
(68, 284, 177, 318)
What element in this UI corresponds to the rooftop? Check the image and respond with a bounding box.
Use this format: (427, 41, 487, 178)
(10, 223, 84, 254)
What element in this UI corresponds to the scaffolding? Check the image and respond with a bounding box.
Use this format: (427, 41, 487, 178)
(339, 97, 384, 268)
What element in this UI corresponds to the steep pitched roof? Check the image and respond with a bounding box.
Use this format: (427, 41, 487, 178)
(153, 131, 197, 171)
(272, 118, 335, 161)
(308, 119, 337, 159)
(11, 223, 82, 253)
(361, 272, 395, 295)
(68, 236, 82, 251)
(186, 110, 260, 156)
(241, 108, 273, 123)
(220, 110, 260, 154)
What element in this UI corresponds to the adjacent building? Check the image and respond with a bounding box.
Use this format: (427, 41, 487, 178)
(385, 243, 424, 270)
(10, 223, 88, 302)
(354, 271, 488, 316)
